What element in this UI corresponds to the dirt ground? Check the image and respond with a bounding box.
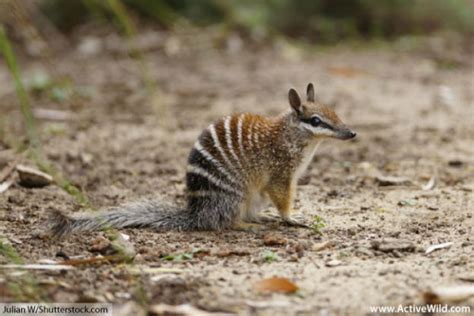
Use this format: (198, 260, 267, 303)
(0, 29, 473, 315)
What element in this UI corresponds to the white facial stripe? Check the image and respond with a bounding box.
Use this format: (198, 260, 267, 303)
(209, 124, 239, 176)
(224, 116, 243, 169)
(187, 164, 242, 196)
(299, 122, 334, 136)
(193, 140, 239, 185)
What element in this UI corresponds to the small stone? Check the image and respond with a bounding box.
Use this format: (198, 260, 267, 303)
(89, 236, 111, 254)
(16, 164, 53, 188)
(448, 160, 463, 168)
(325, 259, 342, 267)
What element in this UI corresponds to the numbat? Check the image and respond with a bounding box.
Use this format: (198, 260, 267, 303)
(50, 83, 356, 237)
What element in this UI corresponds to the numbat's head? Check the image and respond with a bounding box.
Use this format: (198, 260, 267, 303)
(288, 83, 356, 140)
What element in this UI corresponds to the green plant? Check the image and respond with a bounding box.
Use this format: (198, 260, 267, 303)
(261, 249, 280, 262)
(311, 215, 326, 235)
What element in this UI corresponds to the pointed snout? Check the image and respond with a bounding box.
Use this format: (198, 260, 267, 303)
(336, 128, 357, 140)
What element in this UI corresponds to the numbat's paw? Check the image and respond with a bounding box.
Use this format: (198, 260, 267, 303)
(283, 216, 310, 228)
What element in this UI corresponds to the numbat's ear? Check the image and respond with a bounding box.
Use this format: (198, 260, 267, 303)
(288, 88, 302, 114)
(306, 83, 315, 102)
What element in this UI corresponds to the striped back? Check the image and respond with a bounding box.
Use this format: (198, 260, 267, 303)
(186, 112, 274, 199)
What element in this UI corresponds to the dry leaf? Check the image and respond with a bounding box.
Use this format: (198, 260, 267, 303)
(371, 239, 415, 253)
(425, 242, 453, 254)
(254, 277, 298, 294)
(458, 274, 474, 282)
(62, 255, 125, 266)
(127, 266, 184, 275)
(325, 259, 342, 267)
(375, 175, 412, 186)
(215, 248, 250, 257)
(312, 240, 334, 252)
(0, 180, 13, 193)
(0, 157, 20, 182)
(0, 264, 74, 270)
(422, 175, 437, 191)
(423, 285, 474, 304)
(149, 303, 231, 316)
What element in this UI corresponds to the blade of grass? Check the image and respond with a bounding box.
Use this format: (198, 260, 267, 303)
(105, 0, 168, 121)
(0, 238, 45, 301)
(0, 24, 90, 207)
(0, 25, 39, 149)
(106, 0, 151, 85)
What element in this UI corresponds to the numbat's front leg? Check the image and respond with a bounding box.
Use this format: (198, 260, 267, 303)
(266, 179, 309, 228)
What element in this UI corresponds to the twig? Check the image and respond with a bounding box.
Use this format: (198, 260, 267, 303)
(0, 156, 20, 182)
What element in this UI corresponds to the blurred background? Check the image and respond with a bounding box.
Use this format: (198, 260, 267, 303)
(0, 0, 473, 201)
(2, 0, 474, 51)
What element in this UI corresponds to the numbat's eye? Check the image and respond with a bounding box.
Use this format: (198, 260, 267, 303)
(311, 116, 321, 126)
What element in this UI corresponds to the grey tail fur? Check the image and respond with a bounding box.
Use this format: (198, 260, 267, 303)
(49, 200, 197, 238)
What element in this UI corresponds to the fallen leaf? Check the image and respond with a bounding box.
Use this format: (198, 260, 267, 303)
(458, 274, 474, 282)
(425, 242, 453, 254)
(0, 180, 13, 193)
(215, 248, 250, 257)
(0, 157, 20, 182)
(325, 259, 342, 267)
(62, 255, 126, 266)
(422, 175, 437, 191)
(371, 239, 415, 253)
(312, 240, 334, 252)
(149, 303, 230, 316)
(423, 285, 474, 304)
(375, 175, 412, 186)
(127, 266, 184, 275)
(398, 199, 416, 207)
(245, 300, 291, 308)
(254, 277, 298, 294)
(0, 264, 74, 270)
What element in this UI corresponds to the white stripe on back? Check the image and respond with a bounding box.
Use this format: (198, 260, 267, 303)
(224, 116, 243, 170)
(193, 140, 239, 185)
(236, 114, 246, 161)
(209, 123, 239, 177)
(247, 120, 255, 148)
(187, 164, 242, 196)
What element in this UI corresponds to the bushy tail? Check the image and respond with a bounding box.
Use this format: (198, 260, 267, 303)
(49, 200, 196, 237)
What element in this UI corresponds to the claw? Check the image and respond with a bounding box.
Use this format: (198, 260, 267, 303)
(257, 214, 281, 223)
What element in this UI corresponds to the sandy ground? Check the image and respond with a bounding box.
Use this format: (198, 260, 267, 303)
(0, 29, 473, 315)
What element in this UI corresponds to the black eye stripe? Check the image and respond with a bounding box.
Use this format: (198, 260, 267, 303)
(300, 117, 334, 130)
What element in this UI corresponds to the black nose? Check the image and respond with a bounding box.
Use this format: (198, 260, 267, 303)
(350, 131, 357, 138)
